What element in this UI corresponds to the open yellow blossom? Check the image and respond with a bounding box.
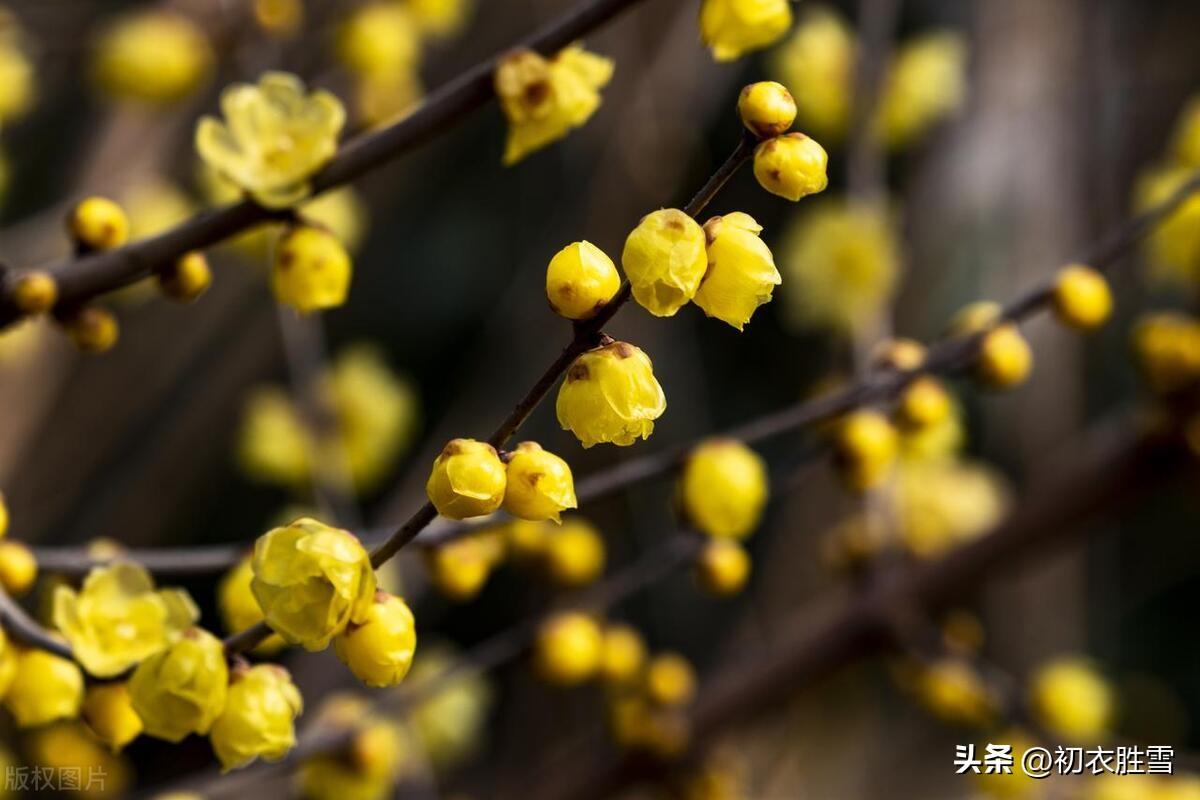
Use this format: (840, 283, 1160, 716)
(272, 225, 353, 312)
(695, 212, 782, 330)
(833, 410, 898, 491)
(91, 10, 213, 104)
(217, 557, 285, 654)
(914, 659, 997, 727)
(210, 664, 303, 770)
(694, 539, 751, 596)
(5, 647, 85, 728)
(679, 438, 768, 539)
(622, 208, 708, 317)
(600, 624, 646, 686)
(334, 592, 417, 687)
(535, 611, 603, 686)
(425, 531, 504, 601)
(251, 517, 376, 651)
(542, 517, 605, 587)
(877, 32, 967, 149)
(408, 0, 472, 37)
(896, 459, 1009, 557)
(426, 438, 507, 519)
(337, 1, 421, 79)
(780, 200, 901, 334)
(1135, 165, 1200, 286)
(644, 653, 696, 708)
(82, 683, 143, 752)
(770, 7, 854, 141)
(503, 442, 578, 522)
(545, 240, 621, 320)
(557, 340, 667, 448)
(130, 628, 228, 741)
(699, 0, 793, 62)
(53, 561, 199, 677)
(0, 25, 33, 123)
(1030, 657, 1113, 741)
(737, 81, 797, 138)
(495, 45, 614, 165)
(753, 133, 829, 202)
(196, 72, 345, 208)
(1133, 313, 1200, 395)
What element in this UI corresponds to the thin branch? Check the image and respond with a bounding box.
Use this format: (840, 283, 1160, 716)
(0, 587, 72, 658)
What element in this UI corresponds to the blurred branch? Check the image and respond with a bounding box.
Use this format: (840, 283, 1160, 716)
(0, 586, 71, 657)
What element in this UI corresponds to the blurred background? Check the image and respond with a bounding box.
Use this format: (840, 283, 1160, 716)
(1, 0, 1199, 797)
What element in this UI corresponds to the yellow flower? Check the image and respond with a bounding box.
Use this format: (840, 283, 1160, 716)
(90, 10, 213, 104)
(65, 307, 122, 350)
(699, 0, 793, 62)
(832, 410, 898, 491)
(129, 628, 228, 741)
(975, 324, 1032, 389)
(873, 337, 927, 371)
(1134, 165, 1200, 286)
(1052, 263, 1113, 331)
(337, 1, 421, 79)
(535, 612, 603, 686)
(545, 240, 621, 320)
(877, 32, 967, 149)
(272, 225, 354, 312)
(251, 517, 377, 651)
(1173, 96, 1200, 168)
(644, 653, 696, 707)
(407, 0, 472, 37)
(26, 723, 131, 800)
(600, 624, 646, 686)
(0, 628, 17, 697)
(503, 441, 578, 522)
(495, 45, 614, 165)
(695, 212, 782, 330)
(895, 376, 952, 432)
(0, 540, 37, 595)
(770, 6, 854, 142)
(780, 200, 901, 334)
(0, 29, 33, 123)
(424, 532, 504, 601)
(407, 645, 493, 768)
(738, 81, 797, 139)
(542, 516, 605, 587)
(1134, 313, 1200, 395)
(1030, 657, 1113, 741)
(237, 387, 313, 487)
(254, 0, 304, 37)
(621, 208, 708, 317)
(914, 658, 997, 727)
(68, 196, 129, 252)
(217, 557, 286, 654)
(334, 592, 417, 687)
(159, 252, 214, 302)
(210, 664, 303, 770)
(753, 133, 829, 202)
(298, 694, 405, 800)
(694, 539, 751, 596)
(53, 561, 199, 677)
(0, 491, 7, 538)
(4, 647, 84, 727)
(426, 438, 507, 520)
(503, 519, 554, 562)
(679, 438, 768, 539)
(196, 72, 345, 208)
(896, 459, 1009, 557)
(557, 341, 667, 448)
(82, 683, 142, 752)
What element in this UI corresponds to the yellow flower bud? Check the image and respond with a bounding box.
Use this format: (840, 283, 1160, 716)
(272, 226, 353, 313)
(878, 32, 967, 149)
(424, 533, 503, 601)
(975, 324, 1032, 389)
(62, 307, 120, 354)
(770, 7, 854, 142)
(534, 611, 603, 686)
(753, 133, 829, 202)
(210, 663, 303, 770)
(68, 196, 129, 251)
(0, 540, 37, 595)
(699, 0, 793, 62)
(679, 439, 768, 540)
(503, 442, 578, 522)
(91, 10, 213, 104)
(0, 492, 7, 538)
(426, 438, 507, 520)
(621, 209, 707, 317)
(872, 337, 927, 371)
(1134, 313, 1200, 395)
(644, 653, 696, 708)
(503, 519, 553, 562)
(608, 695, 690, 758)
(833, 410, 898, 491)
(694, 539, 751, 596)
(1030, 657, 1112, 741)
(914, 659, 997, 727)
(557, 340, 667, 448)
(896, 376, 952, 431)
(1135, 165, 1200, 286)
(4, 647, 84, 728)
(542, 517, 605, 587)
(738, 81, 796, 138)
(600, 624, 646, 686)
(254, 0, 304, 37)
(217, 556, 286, 655)
(53, 561, 199, 677)
(408, 0, 472, 37)
(130, 627, 228, 742)
(251, 517, 377, 651)
(0, 630, 17, 698)
(25, 721, 132, 796)
(11, 270, 58, 315)
(82, 683, 142, 752)
(334, 592, 417, 688)
(158, 252, 213, 302)
(1051, 263, 1112, 331)
(545, 241, 621, 320)
(337, 1, 421, 79)
(695, 212, 781, 330)
(0, 28, 33, 124)
(947, 300, 1002, 337)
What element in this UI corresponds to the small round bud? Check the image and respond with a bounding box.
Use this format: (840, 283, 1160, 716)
(679, 439, 768, 540)
(621, 209, 708, 317)
(502, 442, 578, 522)
(833, 410, 898, 491)
(1133, 313, 1200, 395)
(10, 271, 58, 315)
(753, 133, 828, 202)
(534, 611, 603, 686)
(4, 648, 84, 728)
(557, 341, 666, 448)
(896, 376, 952, 431)
(272, 226, 353, 313)
(0, 541, 37, 595)
(694, 539, 750, 596)
(159, 252, 213, 302)
(424, 536, 498, 601)
(872, 338, 926, 371)
(1051, 263, 1112, 331)
(1029, 658, 1112, 741)
(946, 300, 1002, 337)
(334, 592, 417, 688)
(502, 519, 552, 562)
(643, 653, 696, 708)
(63, 307, 119, 354)
(738, 81, 797, 138)
(600, 624, 646, 686)
(426, 438, 507, 520)
(975, 324, 1032, 389)
(541, 517, 605, 587)
(68, 196, 129, 251)
(82, 682, 143, 752)
(545, 241, 620, 320)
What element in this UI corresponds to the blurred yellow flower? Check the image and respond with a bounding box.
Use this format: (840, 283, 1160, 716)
(913, 658, 997, 727)
(896, 459, 1009, 557)
(217, 556, 286, 654)
(196, 72, 345, 209)
(0, 18, 33, 123)
(535, 612, 603, 686)
(770, 6, 854, 141)
(424, 531, 504, 601)
(298, 693, 405, 800)
(4, 647, 84, 728)
(699, 0, 793, 62)
(541, 516, 606, 587)
(337, 1, 421, 80)
(1030, 657, 1113, 741)
(90, 10, 213, 104)
(1135, 165, 1200, 286)
(406, 644, 493, 769)
(1134, 312, 1200, 395)
(877, 32, 968, 149)
(210, 664, 303, 770)
(679, 438, 768, 540)
(129, 628, 228, 742)
(26, 723, 131, 800)
(407, 0, 472, 38)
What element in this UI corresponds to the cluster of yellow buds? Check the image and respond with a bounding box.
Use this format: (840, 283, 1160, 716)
(425, 438, 578, 521)
(1134, 94, 1200, 285)
(740, 83, 830, 203)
